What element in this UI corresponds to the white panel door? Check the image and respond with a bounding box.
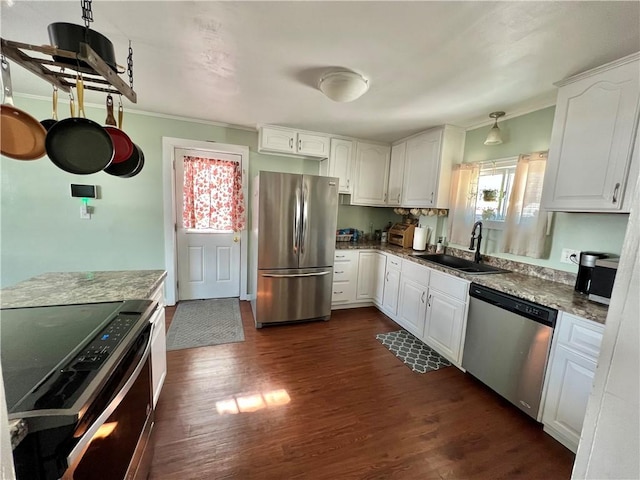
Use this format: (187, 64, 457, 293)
(397, 278, 428, 338)
(356, 251, 375, 300)
(175, 148, 241, 300)
(423, 290, 465, 362)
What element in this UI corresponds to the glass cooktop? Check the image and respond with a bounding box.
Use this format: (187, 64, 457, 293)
(1, 302, 126, 412)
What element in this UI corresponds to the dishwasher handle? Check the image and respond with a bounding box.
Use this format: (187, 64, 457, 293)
(469, 283, 557, 328)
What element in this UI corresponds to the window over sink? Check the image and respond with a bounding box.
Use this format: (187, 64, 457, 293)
(473, 157, 517, 228)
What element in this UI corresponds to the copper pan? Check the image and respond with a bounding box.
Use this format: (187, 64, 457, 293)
(0, 57, 47, 160)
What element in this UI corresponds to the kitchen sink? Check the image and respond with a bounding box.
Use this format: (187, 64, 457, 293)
(411, 253, 510, 275)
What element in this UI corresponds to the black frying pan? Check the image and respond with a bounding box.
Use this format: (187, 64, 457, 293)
(104, 143, 144, 177)
(45, 76, 114, 174)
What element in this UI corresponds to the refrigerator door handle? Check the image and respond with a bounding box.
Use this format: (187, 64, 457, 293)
(261, 271, 331, 278)
(301, 182, 309, 255)
(294, 187, 302, 255)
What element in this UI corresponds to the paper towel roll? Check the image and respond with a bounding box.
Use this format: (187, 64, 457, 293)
(413, 226, 428, 251)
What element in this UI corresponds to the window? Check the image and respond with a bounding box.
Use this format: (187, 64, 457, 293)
(473, 157, 518, 227)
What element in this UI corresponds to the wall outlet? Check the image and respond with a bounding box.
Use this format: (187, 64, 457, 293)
(560, 248, 580, 264)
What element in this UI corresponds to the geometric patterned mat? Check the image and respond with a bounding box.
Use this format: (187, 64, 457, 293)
(376, 330, 452, 374)
(166, 298, 244, 351)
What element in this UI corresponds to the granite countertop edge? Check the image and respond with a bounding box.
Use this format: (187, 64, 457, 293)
(336, 242, 608, 325)
(0, 270, 167, 309)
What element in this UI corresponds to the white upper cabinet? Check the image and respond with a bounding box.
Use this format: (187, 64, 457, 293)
(542, 53, 640, 212)
(352, 141, 391, 205)
(328, 138, 354, 194)
(387, 142, 406, 206)
(259, 125, 330, 158)
(396, 125, 465, 208)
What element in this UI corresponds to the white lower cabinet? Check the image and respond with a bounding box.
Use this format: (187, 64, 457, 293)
(381, 255, 402, 318)
(332, 250, 358, 306)
(396, 260, 430, 338)
(356, 251, 376, 300)
(373, 252, 386, 307)
(423, 270, 469, 365)
(423, 289, 466, 363)
(542, 312, 604, 452)
(148, 282, 167, 408)
(397, 278, 428, 337)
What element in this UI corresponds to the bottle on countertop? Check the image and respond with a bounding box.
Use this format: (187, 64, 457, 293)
(436, 236, 445, 254)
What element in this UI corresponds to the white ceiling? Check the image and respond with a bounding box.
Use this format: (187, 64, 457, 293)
(1, 1, 639, 143)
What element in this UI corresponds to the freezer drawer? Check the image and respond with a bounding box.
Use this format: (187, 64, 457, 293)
(255, 267, 333, 327)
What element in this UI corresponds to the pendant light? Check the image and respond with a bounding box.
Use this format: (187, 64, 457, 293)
(484, 111, 506, 145)
(318, 71, 369, 102)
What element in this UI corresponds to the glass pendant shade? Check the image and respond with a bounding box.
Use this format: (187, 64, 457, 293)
(484, 111, 505, 145)
(484, 123, 503, 145)
(318, 71, 369, 102)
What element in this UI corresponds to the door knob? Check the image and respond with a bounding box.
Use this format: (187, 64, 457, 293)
(233, 237, 239, 243)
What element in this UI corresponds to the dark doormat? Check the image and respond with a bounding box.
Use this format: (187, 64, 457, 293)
(376, 330, 452, 373)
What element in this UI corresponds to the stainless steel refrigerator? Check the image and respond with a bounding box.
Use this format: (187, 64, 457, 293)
(250, 172, 339, 328)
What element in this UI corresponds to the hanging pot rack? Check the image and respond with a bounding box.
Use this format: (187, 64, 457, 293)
(0, 37, 137, 103)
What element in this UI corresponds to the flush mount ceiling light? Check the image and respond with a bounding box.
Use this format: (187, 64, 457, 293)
(484, 111, 506, 145)
(318, 71, 369, 102)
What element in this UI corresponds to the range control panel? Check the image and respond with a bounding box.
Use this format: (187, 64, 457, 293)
(68, 315, 138, 371)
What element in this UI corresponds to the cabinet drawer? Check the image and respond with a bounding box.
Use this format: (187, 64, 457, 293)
(332, 281, 356, 303)
(428, 270, 469, 302)
(387, 254, 402, 270)
(556, 312, 604, 360)
(333, 261, 353, 282)
(401, 259, 430, 286)
(334, 250, 357, 262)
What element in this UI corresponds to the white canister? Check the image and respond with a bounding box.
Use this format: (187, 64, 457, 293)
(413, 226, 428, 251)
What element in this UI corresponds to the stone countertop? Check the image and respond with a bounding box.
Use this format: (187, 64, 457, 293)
(336, 242, 608, 324)
(0, 270, 167, 309)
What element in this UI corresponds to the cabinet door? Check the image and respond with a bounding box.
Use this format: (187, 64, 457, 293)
(260, 126, 296, 154)
(352, 142, 391, 205)
(387, 143, 406, 206)
(329, 138, 354, 193)
(150, 307, 167, 408)
(373, 253, 386, 306)
(382, 267, 401, 318)
(542, 345, 597, 452)
(542, 58, 640, 212)
(356, 251, 375, 300)
(297, 132, 329, 157)
(397, 278, 428, 337)
(402, 129, 442, 207)
(423, 290, 465, 363)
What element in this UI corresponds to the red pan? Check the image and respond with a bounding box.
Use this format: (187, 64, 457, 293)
(0, 57, 47, 160)
(45, 75, 114, 174)
(103, 94, 133, 164)
(104, 143, 144, 177)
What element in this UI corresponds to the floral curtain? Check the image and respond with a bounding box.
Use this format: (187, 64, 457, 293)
(182, 156, 245, 232)
(447, 163, 480, 245)
(501, 151, 548, 258)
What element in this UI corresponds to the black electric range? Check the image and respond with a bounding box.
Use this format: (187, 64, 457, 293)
(1, 299, 157, 480)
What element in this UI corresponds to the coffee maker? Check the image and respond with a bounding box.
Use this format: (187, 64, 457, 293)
(575, 251, 609, 294)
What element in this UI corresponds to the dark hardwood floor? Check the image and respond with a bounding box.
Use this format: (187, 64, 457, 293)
(150, 302, 574, 479)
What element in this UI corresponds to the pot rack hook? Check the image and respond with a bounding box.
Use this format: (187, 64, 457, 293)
(127, 40, 133, 89)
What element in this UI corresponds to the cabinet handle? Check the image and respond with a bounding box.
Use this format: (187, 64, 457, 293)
(334, 291, 343, 295)
(347, 179, 350, 187)
(612, 182, 620, 203)
(298, 139, 302, 151)
(386, 272, 389, 281)
(335, 271, 344, 274)
(289, 138, 294, 149)
(336, 255, 345, 258)
(428, 294, 432, 307)
(384, 193, 387, 202)
(421, 291, 426, 303)
(397, 193, 401, 203)
(430, 192, 434, 203)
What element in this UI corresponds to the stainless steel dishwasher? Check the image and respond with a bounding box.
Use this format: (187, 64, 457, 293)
(462, 283, 557, 421)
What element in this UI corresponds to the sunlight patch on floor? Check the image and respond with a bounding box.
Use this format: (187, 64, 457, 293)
(215, 389, 290, 415)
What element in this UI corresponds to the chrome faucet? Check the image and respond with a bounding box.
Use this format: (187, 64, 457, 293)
(469, 221, 483, 263)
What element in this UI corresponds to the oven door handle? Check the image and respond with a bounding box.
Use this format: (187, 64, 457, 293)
(66, 335, 152, 468)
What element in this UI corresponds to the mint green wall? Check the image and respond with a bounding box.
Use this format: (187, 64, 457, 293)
(457, 106, 629, 272)
(337, 203, 400, 237)
(0, 95, 317, 288)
